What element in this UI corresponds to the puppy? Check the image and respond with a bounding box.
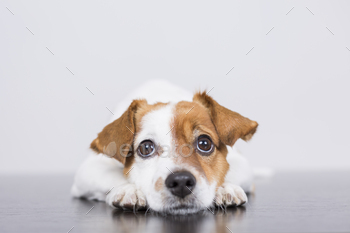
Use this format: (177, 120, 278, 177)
(71, 80, 258, 215)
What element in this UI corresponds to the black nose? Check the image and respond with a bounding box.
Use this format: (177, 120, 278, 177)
(165, 171, 196, 198)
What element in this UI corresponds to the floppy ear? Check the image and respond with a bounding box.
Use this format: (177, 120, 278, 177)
(193, 92, 258, 146)
(90, 99, 147, 164)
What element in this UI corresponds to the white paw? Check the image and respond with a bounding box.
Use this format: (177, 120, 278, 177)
(215, 183, 247, 207)
(106, 184, 147, 210)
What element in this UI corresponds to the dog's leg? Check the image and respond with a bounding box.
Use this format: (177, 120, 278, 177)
(71, 154, 127, 201)
(71, 154, 147, 210)
(215, 183, 248, 206)
(215, 146, 254, 206)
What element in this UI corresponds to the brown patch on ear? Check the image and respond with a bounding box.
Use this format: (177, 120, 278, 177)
(193, 91, 258, 146)
(90, 99, 147, 164)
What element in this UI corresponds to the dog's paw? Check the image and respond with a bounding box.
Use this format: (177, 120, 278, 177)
(106, 184, 147, 211)
(215, 183, 247, 207)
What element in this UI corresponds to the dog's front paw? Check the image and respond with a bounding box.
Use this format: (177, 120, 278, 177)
(106, 184, 147, 211)
(215, 183, 247, 207)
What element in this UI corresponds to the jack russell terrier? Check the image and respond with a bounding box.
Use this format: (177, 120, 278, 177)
(71, 80, 258, 215)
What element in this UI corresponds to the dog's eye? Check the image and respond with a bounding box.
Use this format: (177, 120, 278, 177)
(137, 140, 155, 157)
(197, 135, 213, 154)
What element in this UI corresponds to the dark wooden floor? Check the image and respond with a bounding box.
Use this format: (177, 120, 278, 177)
(1, 172, 349, 233)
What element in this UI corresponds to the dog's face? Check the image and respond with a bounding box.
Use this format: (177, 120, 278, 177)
(91, 92, 258, 214)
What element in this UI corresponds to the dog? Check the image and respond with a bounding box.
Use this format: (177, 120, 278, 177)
(71, 80, 258, 215)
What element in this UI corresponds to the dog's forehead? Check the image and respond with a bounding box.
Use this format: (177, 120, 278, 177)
(134, 100, 219, 146)
(135, 100, 215, 144)
(135, 102, 174, 146)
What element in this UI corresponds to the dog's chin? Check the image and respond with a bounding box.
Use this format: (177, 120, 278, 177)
(161, 204, 205, 215)
(150, 197, 210, 215)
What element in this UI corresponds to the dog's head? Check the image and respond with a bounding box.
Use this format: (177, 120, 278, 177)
(90, 92, 258, 214)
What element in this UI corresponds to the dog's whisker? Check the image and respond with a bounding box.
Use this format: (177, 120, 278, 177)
(145, 207, 150, 216)
(133, 204, 136, 214)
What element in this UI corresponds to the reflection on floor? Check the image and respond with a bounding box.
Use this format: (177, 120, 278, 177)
(1, 172, 350, 233)
(109, 205, 247, 233)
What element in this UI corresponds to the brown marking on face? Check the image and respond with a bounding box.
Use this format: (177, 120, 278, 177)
(155, 177, 164, 192)
(172, 101, 229, 187)
(133, 102, 169, 134)
(124, 102, 168, 176)
(172, 92, 258, 188)
(89, 99, 169, 177)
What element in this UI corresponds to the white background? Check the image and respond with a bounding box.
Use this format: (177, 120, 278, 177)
(1, 0, 350, 174)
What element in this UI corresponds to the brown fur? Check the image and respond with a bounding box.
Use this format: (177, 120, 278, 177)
(90, 99, 168, 176)
(171, 92, 258, 187)
(155, 177, 164, 192)
(193, 91, 258, 146)
(124, 102, 168, 175)
(172, 101, 230, 186)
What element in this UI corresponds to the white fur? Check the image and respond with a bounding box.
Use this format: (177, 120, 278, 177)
(71, 79, 254, 214)
(71, 154, 126, 201)
(110, 79, 192, 122)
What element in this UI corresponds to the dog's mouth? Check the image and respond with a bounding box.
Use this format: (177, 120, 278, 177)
(160, 201, 207, 215)
(165, 205, 206, 215)
(170, 204, 197, 210)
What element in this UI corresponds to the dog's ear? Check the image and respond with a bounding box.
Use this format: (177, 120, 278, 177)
(193, 92, 258, 146)
(90, 99, 147, 164)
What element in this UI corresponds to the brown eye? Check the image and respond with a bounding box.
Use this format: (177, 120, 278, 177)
(197, 135, 213, 154)
(137, 140, 155, 157)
